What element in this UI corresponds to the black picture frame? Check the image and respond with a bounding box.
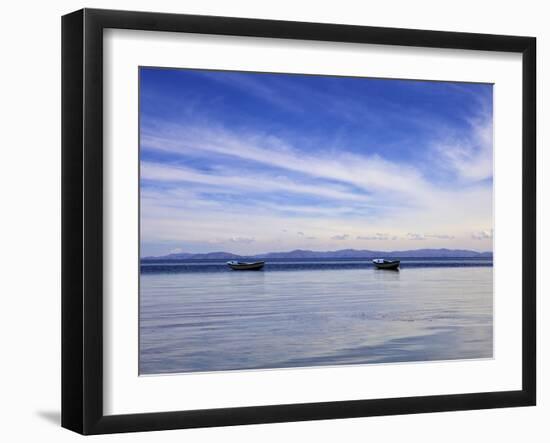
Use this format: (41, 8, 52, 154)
(62, 8, 536, 435)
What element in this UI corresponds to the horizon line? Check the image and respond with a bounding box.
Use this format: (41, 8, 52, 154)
(143, 246, 493, 259)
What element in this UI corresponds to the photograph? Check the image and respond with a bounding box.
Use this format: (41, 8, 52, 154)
(138, 67, 494, 375)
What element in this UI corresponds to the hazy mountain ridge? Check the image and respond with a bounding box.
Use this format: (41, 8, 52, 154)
(143, 248, 493, 261)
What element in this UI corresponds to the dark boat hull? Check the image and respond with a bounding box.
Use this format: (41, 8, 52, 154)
(227, 261, 265, 271)
(373, 260, 400, 270)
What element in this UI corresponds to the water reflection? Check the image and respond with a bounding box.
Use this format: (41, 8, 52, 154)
(373, 268, 401, 279)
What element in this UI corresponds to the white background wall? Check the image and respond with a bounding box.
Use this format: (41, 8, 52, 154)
(0, 0, 546, 441)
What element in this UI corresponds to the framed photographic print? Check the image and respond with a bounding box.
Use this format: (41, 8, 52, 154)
(61, 8, 536, 435)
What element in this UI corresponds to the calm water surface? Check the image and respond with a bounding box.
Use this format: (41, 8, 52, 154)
(140, 260, 493, 374)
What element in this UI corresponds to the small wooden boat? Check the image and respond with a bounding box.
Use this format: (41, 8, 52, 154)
(226, 260, 265, 271)
(372, 258, 400, 270)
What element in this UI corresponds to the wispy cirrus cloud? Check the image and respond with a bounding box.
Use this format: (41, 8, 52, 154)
(141, 125, 430, 200)
(196, 70, 304, 114)
(141, 161, 369, 204)
(435, 116, 493, 182)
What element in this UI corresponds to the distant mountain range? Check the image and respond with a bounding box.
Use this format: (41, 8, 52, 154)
(142, 248, 493, 261)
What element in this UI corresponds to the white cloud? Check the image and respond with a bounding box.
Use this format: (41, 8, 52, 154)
(427, 234, 455, 240)
(472, 230, 493, 240)
(331, 234, 349, 240)
(407, 233, 426, 241)
(406, 232, 455, 241)
(436, 116, 493, 182)
(228, 236, 255, 244)
(357, 233, 392, 241)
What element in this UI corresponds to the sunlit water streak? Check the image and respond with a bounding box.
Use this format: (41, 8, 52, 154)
(140, 263, 493, 374)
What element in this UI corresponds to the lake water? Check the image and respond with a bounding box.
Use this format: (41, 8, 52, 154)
(139, 258, 493, 374)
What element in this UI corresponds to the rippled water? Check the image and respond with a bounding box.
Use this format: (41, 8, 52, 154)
(139, 263, 493, 374)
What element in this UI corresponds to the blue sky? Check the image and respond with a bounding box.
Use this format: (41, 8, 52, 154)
(140, 67, 493, 257)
